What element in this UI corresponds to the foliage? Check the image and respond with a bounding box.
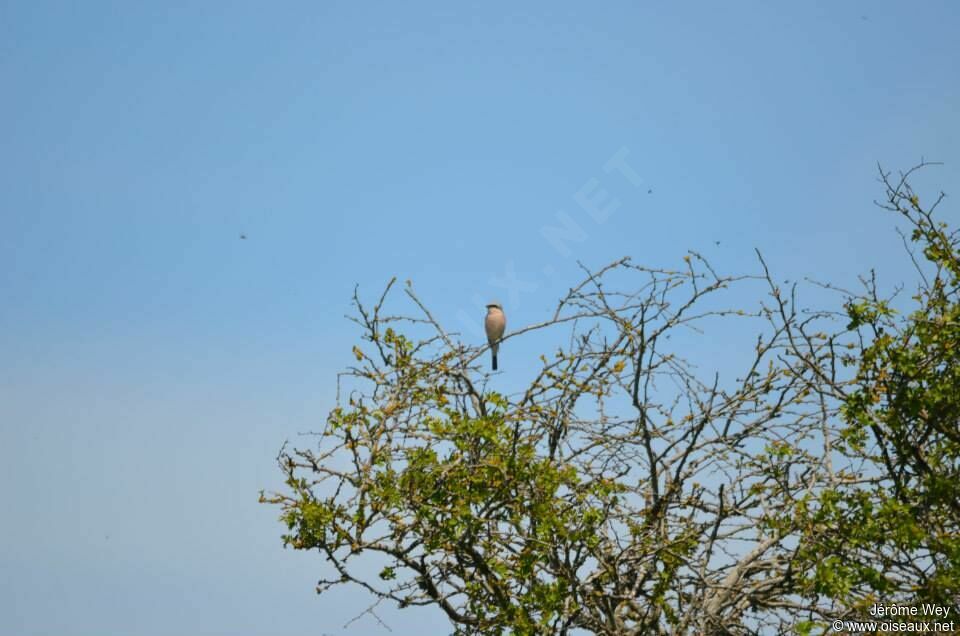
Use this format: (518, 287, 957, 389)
(262, 164, 959, 634)
(790, 163, 960, 617)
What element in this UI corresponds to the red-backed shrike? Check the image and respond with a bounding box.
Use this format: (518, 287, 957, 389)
(484, 302, 506, 371)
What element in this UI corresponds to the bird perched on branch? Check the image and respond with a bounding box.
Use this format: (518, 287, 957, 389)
(485, 302, 506, 371)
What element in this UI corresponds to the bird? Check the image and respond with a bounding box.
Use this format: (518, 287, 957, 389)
(485, 302, 506, 371)
(239, 233, 247, 240)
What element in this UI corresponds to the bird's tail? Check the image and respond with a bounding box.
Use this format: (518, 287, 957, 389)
(491, 343, 499, 371)
(492, 353, 498, 371)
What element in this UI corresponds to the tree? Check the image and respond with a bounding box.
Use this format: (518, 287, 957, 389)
(261, 165, 958, 634)
(788, 163, 960, 617)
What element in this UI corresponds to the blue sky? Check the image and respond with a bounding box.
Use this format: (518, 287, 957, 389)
(1, 1, 958, 634)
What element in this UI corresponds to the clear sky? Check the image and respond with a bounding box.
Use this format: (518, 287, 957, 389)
(2, 1, 958, 634)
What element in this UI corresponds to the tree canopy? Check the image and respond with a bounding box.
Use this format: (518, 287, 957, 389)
(262, 165, 959, 635)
